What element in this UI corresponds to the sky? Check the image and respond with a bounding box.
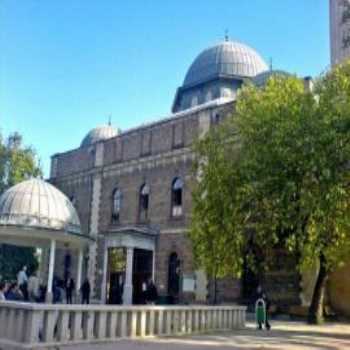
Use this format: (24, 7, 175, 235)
(0, 0, 330, 177)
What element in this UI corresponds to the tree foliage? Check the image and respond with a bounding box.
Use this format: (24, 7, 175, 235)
(190, 63, 350, 323)
(0, 131, 42, 281)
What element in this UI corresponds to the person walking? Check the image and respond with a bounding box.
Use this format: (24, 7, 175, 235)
(262, 292, 271, 330)
(255, 285, 271, 330)
(28, 271, 40, 302)
(81, 278, 91, 304)
(66, 276, 75, 304)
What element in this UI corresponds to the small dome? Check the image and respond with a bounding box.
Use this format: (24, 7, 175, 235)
(81, 125, 118, 147)
(183, 40, 268, 87)
(252, 70, 292, 87)
(0, 179, 81, 235)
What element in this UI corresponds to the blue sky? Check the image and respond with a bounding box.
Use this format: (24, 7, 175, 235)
(0, 0, 329, 177)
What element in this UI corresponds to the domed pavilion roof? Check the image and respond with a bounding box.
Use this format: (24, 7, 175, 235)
(81, 125, 119, 147)
(183, 40, 268, 87)
(252, 69, 292, 87)
(0, 178, 81, 235)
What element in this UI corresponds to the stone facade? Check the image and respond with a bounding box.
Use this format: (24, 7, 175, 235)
(50, 101, 239, 304)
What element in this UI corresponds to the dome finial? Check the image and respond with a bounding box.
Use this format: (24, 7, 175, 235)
(224, 29, 229, 42)
(108, 113, 112, 126)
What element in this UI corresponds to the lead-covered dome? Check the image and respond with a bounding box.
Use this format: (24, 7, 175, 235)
(252, 70, 292, 87)
(0, 178, 81, 235)
(81, 125, 118, 147)
(183, 41, 268, 87)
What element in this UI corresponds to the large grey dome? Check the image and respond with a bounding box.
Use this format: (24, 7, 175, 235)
(0, 179, 81, 235)
(183, 41, 268, 87)
(81, 125, 118, 147)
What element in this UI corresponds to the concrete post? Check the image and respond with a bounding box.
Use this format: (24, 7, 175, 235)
(165, 310, 172, 335)
(120, 311, 128, 337)
(131, 311, 138, 338)
(187, 309, 193, 333)
(149, 310, 155, 336)
(157, 309, 164, 335)
(71, 311, 82, 340)
(140, 311, 147, 337)
(107, 311, 117, 338)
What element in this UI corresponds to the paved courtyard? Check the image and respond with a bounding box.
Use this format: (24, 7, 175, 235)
(61, 320, 350, 350)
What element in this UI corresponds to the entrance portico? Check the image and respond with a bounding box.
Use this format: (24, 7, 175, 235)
(101, 226, 157, 305)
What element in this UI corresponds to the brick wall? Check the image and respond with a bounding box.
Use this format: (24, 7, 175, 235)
(50, 101, 236, 303)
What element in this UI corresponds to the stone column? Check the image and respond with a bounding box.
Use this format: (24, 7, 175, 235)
(152, 250, 156, 281)
(88, 172, 102, 297)
(123, 247, 134, 305)
(101, 243, 109, 303)
(76, 249, 83, 295)
(46, 239, 56, 302)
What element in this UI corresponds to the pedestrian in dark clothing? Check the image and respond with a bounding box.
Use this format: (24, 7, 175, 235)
(81, 278, 91, 304)
(146, 279, 158, 304)
(6, 282, 24, 301)
(66, 277, 75, 304)
(262, 293, 271, 330)
(255, 285, 271, 330)
(53, 277, 64, 304)
(111, 282, 123, 304)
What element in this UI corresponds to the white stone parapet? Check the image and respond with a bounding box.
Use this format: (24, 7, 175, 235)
(0, 302, 246, 349)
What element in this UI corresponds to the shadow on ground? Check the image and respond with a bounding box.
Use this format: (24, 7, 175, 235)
(62, 321, 350, 350)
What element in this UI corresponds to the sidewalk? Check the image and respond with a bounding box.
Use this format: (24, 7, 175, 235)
(61, 320, 350, 350)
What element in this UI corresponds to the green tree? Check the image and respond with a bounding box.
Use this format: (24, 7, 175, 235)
(0, 131, 42, 280)
(190, 116, 254, 303)
(190, 64, 350, 324)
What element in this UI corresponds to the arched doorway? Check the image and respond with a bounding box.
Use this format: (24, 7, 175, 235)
(168, 252, 180, 303)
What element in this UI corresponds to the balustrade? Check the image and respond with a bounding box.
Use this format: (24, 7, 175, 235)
(0, 302, 246, 349)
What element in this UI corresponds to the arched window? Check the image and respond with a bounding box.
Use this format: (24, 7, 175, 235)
(112, 188, 122, 223)
(139, 183, 150, 221)
(171, 178, 183, 217)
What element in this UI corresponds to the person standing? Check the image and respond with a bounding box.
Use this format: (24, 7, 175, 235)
(27, 271, 40, 302)
(262, 292, 271, 330)
(17, 266, 28, 301)
(81, 278, 91, 304)
(255, 285, 271, 330)
(6, 283, 24, 301)
(146, 279, 158, 305)
(66, 276, 75, 304)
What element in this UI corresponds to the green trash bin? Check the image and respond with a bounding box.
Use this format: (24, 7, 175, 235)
(255, 298, 266, 329)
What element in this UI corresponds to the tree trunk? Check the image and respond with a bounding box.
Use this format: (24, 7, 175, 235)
(308, 254, 328, 324)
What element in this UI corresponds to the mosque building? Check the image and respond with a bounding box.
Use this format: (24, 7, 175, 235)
(0, 2, 348, 318)
(46, 39, 305, 307)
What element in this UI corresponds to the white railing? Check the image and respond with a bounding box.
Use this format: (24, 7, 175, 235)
(0, 303, 246, 349)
